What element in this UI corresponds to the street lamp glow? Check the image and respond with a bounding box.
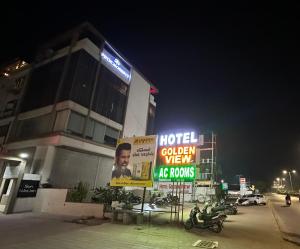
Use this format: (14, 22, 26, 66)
(221, 179, 224, 183)
(282, 169, 296, 191)
(276, 177, 280, 181)
(282, 178, 285, 181)
(19, 153, 29, 159)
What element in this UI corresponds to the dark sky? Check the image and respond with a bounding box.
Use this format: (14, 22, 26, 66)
(1, 2, 300, 184)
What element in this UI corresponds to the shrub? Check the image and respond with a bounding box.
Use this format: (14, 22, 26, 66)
(68, 182, 89, 203)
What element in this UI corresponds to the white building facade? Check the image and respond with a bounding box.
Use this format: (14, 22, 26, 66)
(0, 23, 157, 196)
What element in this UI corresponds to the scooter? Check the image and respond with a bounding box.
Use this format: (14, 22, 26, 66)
(184, 205, 225, 233)
(212, 202, 238, 215)
(286, 199, 291, 206)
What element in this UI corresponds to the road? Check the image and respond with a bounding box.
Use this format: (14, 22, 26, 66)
(268, 193, 300, 244)
(0, 204, 298, 249)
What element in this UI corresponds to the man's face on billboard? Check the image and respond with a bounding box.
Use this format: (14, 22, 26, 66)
(116, 149, 130, 169)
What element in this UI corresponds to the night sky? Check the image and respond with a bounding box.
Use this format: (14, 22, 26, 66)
(1, 2, 300, 184)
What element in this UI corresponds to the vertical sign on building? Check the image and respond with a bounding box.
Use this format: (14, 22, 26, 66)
(110, 135, 157, 187)
(154, 131, 198, 181)
(240, 177, 247, 195)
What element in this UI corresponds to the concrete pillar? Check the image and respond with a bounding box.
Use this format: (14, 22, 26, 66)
(31, 146, 56, 184)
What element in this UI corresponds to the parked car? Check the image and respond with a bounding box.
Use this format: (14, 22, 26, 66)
(236, 194, 266, 206)
(253, 194, 267, 205)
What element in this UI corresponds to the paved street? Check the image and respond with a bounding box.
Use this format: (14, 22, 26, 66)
(0, 203, 298, 249)
(268, 193, 300, 244)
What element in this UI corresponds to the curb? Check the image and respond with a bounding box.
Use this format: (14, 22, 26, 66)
(268, 198, 300, 246)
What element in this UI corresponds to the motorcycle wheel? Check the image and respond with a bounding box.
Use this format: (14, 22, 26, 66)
(211, 222, 222, 233)
(184, 219, 193, 230)
(233, 209, 237, 215)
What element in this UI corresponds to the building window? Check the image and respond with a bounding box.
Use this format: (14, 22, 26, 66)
(104, 126, 119, 146)
(60, 50, 97, 107)
(0, 124, 9, 137)
(8, 114, 52, 141)
(146, 104, 156, 135)
(92, 66, 128, 124)
(67, 111, 120, 146)
(1, 99, 17, 118)
(21, 57, 66, 112)
(67, 111, 85, 136)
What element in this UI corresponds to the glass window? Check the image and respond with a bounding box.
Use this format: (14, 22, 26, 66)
(93, 121, 105, 143)
(21, 57, 66, 112)
(60, 50, 97, 108)
(67, 111, 119, 146)
(9, 114, 52, 141)
(85, 118, 94, 139)
(146, 104, 156, 135)
(92, 66, 128, 124)
(104, 126, 119, 146)
(67, 112, 85, 135)
(0, 99, 18, 118)
(0, 124, 9, 137)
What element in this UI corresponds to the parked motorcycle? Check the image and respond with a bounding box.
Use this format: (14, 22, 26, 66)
(150, 193, 180, 207)
(212, 202, 238, 215)
(184, 205, 225, 233)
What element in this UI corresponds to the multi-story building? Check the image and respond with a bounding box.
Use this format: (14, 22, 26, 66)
(0, 22, 158, 193)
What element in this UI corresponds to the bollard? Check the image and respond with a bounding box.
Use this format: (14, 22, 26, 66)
(136, 213, 144, 225)
(112, 209, 118, 223)
(123, 211, 132, 225)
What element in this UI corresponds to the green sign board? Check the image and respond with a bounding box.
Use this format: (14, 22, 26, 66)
(154, 165, 196, 181)
(221, 182, 228, 190)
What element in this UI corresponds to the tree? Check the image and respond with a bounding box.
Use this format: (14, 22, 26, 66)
(253, 181, 269, 193)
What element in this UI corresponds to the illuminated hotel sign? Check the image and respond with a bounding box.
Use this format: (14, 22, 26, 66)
(155, 131, 198, 181)
(101, 48, 131, 84)
(156, 165, 196, 181)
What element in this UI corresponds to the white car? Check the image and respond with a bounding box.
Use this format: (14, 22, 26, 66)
(236, 194, 266, 206)
(253, 194, 267, 205)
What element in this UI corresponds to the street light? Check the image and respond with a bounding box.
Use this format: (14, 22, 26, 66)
(276, 177, 285, 188)
(282, 169, 296, 192)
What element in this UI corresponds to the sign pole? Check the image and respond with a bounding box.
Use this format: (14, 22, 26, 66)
(170, 181, 174, 222)
(141, 187, 146, 213)
(181, 181, 185, 223)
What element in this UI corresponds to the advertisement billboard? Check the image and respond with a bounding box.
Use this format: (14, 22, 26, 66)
(155, 131, 198, 181)
(110, 135, 157, 187)
(156, 182, 193, 194)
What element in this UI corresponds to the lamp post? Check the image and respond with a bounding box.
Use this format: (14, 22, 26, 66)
(276, 177, 285, 188)
(282, 170, 296, 192)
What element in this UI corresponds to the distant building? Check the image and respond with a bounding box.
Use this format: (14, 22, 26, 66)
(0, 23, 158, 191)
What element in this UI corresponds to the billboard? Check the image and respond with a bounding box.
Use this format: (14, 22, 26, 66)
(156, 182, 193, 194)
(155, 131, 198, 181)
(110, 135, 157, 187)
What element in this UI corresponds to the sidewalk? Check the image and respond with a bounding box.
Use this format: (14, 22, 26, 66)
(1, 204, 299, 249)
(268, 193, 300, 245)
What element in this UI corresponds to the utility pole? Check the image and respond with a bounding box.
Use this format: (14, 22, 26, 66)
(210, 132, 216, 188)
(210, 132, 213, 188)
(288, 172, 294, 192)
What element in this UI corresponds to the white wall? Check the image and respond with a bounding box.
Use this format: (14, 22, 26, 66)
(33, 188, 104, 218)
(13, 197, 35, 213)
(123, 69, 150, 138)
